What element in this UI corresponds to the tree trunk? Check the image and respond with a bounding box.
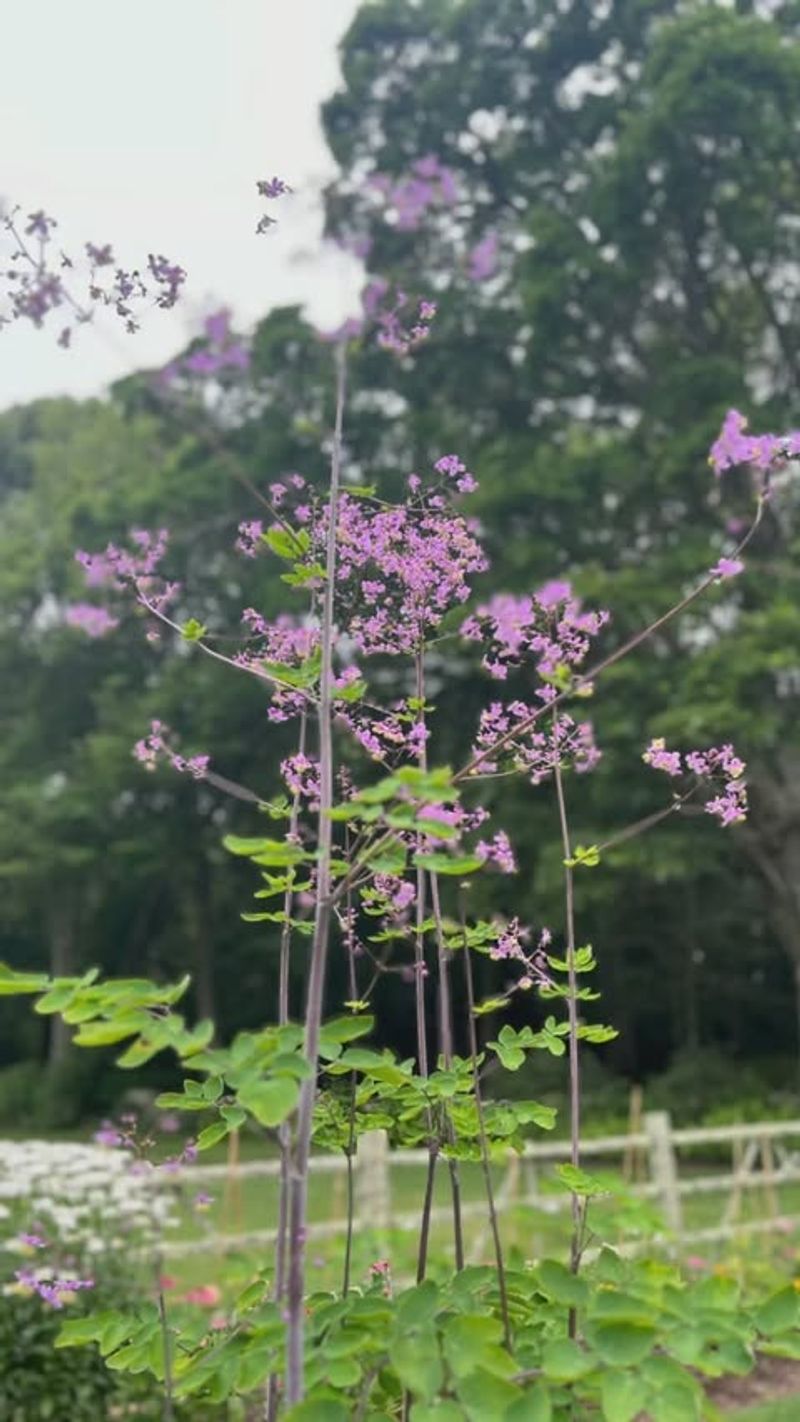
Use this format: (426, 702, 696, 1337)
(46, 901, 76, 1068)
(183, 875, 217, 1027)
(743, 757, 800, 1091)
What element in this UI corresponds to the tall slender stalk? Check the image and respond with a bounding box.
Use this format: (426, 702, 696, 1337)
(461, 898, 511, 1347)
(552, 726, 583, 1331)
(429, 868, 465, 1272)
(157, 1284, 174, 1422)
(267, 711, 307, 1422)
(342, 825, 359, 1297)
(415, 646, 464, 1268)
(285, 344, 347, 1406)
(412, 647, 438, 1282)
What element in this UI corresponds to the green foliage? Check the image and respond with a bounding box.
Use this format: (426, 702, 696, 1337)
(0, 1289, 166, 1422)
(52, 1248, 800, 1417)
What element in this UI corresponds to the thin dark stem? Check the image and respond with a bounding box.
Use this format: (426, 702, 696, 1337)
(343, 826, 358, 1297)
(416, 1143, 439, 1284)
(462, 902, 511, 1348)
(553, 731, 581, 1336)
(429, 872, 465, 1272)
(267, 711, 307, 1422)
(343, 1148, 356, 1295)
(157, 1286, 175, 1422)
(412, 647, 439, 1281)
(285, 343, 346, 1407)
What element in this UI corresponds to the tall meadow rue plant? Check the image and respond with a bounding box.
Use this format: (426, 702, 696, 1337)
(3, 179, 800, 1418)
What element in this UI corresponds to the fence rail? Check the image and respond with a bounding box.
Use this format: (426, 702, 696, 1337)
(161, 1113, 800, 1258)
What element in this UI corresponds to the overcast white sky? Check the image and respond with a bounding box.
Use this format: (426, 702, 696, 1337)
(1, 0, 363, 410)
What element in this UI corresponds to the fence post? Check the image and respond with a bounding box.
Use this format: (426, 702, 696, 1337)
(356, 1130, 391, 1239)
(645, 1110, 682, 1236)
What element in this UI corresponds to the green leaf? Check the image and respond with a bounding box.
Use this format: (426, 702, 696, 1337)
(754, 1286, 800, 1335)
(389, 1334, 443, 1400)
(442, 1314, 506, 1379)
(237, 1077, 300, 1127)
(284, 1402, 349, 1422)
(319, 1014, 374, 1045)
(409, 1406, 466, 1422)
(153, 1092, 209, 1111)
(263, 526, 311, 561)
(197, 1120, 229, 1151)
(396, 1280, 441, 1330)
(565, 844, 601, 868)
(413, 852, 483, 876)
(180, 617, 207, 641)
(505, 1382, 551, 1421)
(537, 1258, 589, 1307)
(600, 1370, 649, 1422)
(589, 1321, 656, 1367)
(649, 1383, 700, 1422)
(557, 1163, 606, 1196)
(0, 963, 49, 995)
(56, 1315, 106, 1348)
(456, 1368, 521, 1420)
(594, 1247, 625, 1284)
(540, 1338, 595, 1381)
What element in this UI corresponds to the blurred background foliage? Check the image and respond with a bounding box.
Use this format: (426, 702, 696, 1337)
(3, 0, 800, 1129)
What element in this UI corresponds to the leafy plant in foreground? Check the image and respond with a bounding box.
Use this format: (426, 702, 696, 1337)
(1, 168, 799, 1420)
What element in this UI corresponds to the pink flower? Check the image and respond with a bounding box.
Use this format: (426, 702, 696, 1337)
(184, 1284, 222, 1307)
(711, 556, 744, 580)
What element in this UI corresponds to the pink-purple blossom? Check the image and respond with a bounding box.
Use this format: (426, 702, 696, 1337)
(472, 702, 601, 783)
(467, 232, 499, 282)
(134, 720, 209, 780)
(709, 408, 800, 477)
(64, 603, 119, 638)
(475, 831, 517, 874)
(462, 581, 609, 683)
(711, 556, 744, 580)
(15, 1269, 94, 1309)
(643, 738, 748, 826)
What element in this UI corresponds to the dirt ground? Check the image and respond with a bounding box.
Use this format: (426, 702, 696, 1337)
(706, 1355, 800, 1411)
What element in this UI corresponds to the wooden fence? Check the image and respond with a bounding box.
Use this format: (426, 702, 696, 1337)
(161, 1113, 800, 1258)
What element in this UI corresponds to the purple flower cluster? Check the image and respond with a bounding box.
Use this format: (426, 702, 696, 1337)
(256, 176, 292, 234)
(75, 528, 179, 635)
(709, 409, 800, 477)
(15, 1269, 94, 1309)
(161, 308, 250, 385)
(281, 752, 321, 807)
(237, 612, 319, 723)
(473, 703, 601, 784)
(64, 603, 120, 639)
(235, 520, 264, 558)
(375, 290, 437, 356)
(475, 830, 517, 874)
(331, 468, 487, 655)
(467, 232, 499, 283)
(337, 702, 428, 764)
(367, 154, 457, 232)
(134, 720, 210, 780)
(710, 556, 744, 581)
(76, 528, 169, 589)
(462, 580, 609, 682)
(643, 738, 748, 826)
(2, 204, 186, 344)
(490, 921, 553, 992)
(368, 874, 417, 915)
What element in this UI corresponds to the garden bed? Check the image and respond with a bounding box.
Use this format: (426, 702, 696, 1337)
(707, 1356, 800, 1413)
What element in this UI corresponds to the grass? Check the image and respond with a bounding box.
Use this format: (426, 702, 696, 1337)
(158, 1132, 800, 1300)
